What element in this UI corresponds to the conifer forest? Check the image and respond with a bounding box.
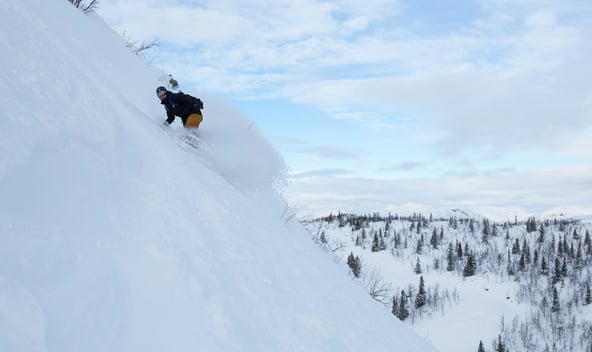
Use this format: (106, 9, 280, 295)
(305, 212, 592, 352)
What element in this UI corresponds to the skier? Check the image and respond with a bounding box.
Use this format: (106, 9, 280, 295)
(156, 86, 204, 129)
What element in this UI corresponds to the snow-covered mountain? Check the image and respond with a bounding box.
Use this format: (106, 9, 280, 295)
(305, 212, 592, 352)
(0, 1, 438, 351)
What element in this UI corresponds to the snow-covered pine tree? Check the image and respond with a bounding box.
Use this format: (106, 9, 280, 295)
(482, 218, 490, 243)
(522, 239, 531, 264)
(372, 233, 380, 252)
(430, 228, 438, 249)
(526, 217, 537, 233)
(551, 287, 560, 313)
(573, 228, 579, 240)
(398, 290, 409, 321)
(540, 255, 548, 275)
(463, 252, 477, 277)
(477, 340, 485, 352)
(576, 244, 583, 270)
(537, 225, 545, 243)
(518, 253, 526, 272)
(391, 293, 399, 317)
(346, 252, 361, 278)
(584, 230, 591, 248)
(414, 257, 422, 274)
(495, 334, 506, 352)
(415, 275, 426, 309)
(552, 258, 562, 284)
(355, 233, 362, 246)
(379, 230, 386, 250)
(446, 243, 455, 272)
(512, 238, 520, 254)
(561, 257, 568, 277)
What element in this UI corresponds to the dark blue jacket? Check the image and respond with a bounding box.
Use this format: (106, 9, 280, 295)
(161, 91, 203, 126)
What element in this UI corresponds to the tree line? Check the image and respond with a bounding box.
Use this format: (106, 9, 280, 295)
(306, 213, 592, 352)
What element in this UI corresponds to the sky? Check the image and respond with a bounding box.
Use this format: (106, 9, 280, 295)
(97, 0, 592, 220)
(0, 0, 439, 350)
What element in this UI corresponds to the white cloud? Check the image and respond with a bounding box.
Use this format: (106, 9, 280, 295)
(291, 168, 354, 179)
(287, 163, 592, 221)
(376, 161, 426, 173)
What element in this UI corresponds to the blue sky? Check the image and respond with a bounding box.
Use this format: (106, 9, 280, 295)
(97, 0, 592, 220)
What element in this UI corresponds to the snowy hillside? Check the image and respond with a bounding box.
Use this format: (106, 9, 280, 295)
(0, 1, 438, 351)
(306, 213, 592, 352)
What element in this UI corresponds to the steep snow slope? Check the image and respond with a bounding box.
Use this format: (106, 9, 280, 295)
(0, 0, 438, 351)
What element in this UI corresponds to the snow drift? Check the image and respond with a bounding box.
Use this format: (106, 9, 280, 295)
(0, 1, 437, 351)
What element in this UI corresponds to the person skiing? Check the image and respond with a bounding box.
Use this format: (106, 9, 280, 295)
(156, 86, 204, 129)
